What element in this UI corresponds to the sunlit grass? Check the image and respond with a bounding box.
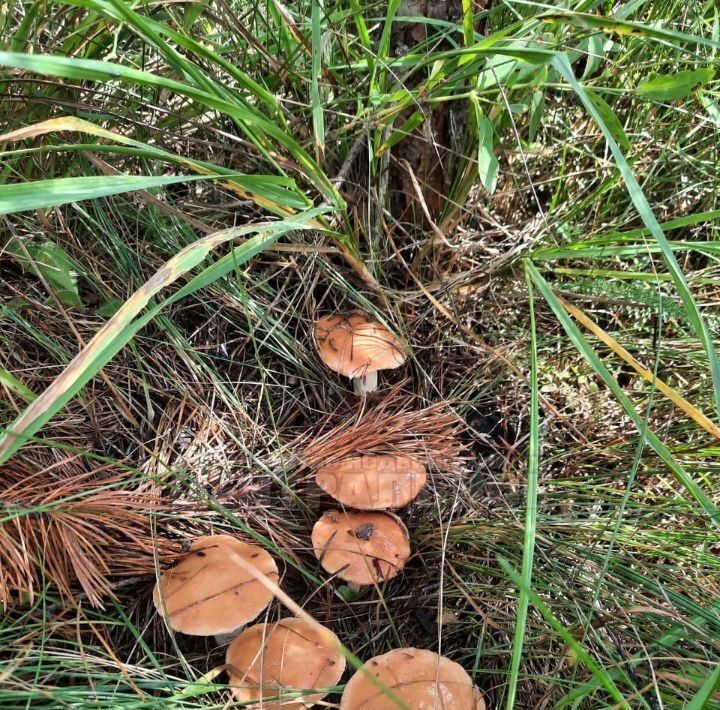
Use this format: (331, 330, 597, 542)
(1, 0, 720, 708)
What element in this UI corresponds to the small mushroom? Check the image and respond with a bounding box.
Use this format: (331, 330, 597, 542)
(153, 534, 278, 636)
(313, 312, 406, 395)
(311, 510, 410, 586)
(316, 454, 427, 510)
(340, 648, 485, 710)
(226, 617, 346, 708)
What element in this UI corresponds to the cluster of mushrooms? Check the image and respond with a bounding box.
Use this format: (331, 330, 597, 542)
(152, 312, 484, 708)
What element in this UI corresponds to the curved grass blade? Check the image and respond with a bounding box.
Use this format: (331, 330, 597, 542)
(552, 53, 720, 418)
(0, 209, 329, 464)
(540, 12, 720, 49)
(505, 267, 540, 709)
(0, 118, 306, 214)
(526, 262, 720, 527)
(310, 0, 325, 162)
(0, 174, 212, 215)
(686, 665, 720, 710)
(0, 367, 36, 403)
(65, 0, 280, 112)
(561, 298, 720, 441)
(331, 44, 556, 76)
(532, 204, 720, 259)
(0, 51, 341, 206)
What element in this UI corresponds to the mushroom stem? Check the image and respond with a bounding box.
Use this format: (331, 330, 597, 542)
(352, 371, 377, 395)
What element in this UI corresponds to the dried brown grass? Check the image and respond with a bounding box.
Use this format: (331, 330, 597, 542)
(293, 386, 469, 476)
(0, 451, 178, 608)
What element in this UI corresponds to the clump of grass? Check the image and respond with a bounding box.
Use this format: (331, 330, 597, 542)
(1, 0, 720, 708)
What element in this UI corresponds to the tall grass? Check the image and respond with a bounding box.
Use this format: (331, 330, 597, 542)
(1, 0, 720, 707)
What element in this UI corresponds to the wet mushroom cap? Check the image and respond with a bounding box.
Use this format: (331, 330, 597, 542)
(316, 455, 427, 510)
(313, 313, 405, 379)
(340, 648, 483, 710)
(153, 534, 278, 636)
(226, 617, 346, 709)
(311, 510, 410, 586)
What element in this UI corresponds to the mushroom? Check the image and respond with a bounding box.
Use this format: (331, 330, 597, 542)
(313, 312, 406, 395)
(311, 510, 410, 586)
(153, 534, 278, 637)
(316, 454, 427, 510)
(226, 617, 346, 708)
(340, 648, 485, 710)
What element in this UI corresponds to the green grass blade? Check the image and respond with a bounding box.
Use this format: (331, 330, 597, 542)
(498, 557, 630, 709)
(349, 0, 373, 70)
(0, 117, 306, 214)
(311, 0, 325, 162)
(686, 665, 720, 710)
(75, 0, 280, 111)
(378, 0, 401, 60)
(540, 11, 720, 49)
(0, 209, 328, 463)
(0, 367, 36, 402)
(532, 204, 720, 259)
(505, 267, 541, 709)
(526, 262, 720, 527)
(551, 53, 720, 418)
(0, 174, 212, 215)
(460, 0, 475, 48)
(0, 51, 341, 206)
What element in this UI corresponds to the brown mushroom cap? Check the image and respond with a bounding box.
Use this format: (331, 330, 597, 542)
(311, 511, 410, 586)
(316, 455, 427, 510)
(153, 534, 278, 636)
(340, 648, 483, 710)
(313, 313, 405, 379)
(226, 617, 346, 708)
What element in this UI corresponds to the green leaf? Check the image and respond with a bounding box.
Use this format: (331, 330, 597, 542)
(699, 91, 720, 126)
(6, 238, 83, 308)
(584, 89, 630, 151)
(637, 68, 714, 101)
(581, 33, 607, 80)
(0, 367, 36, 403)
(472, 100, 499, 193)
(96, 298, 123, 317)
(528, 90, 545, 143)
(0, 174, 213, 215)
(182, 0, 205, 29)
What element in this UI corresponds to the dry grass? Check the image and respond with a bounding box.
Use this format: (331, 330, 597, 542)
(0, 452, 176, 608)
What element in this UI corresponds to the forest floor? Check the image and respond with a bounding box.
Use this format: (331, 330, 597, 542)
(1, 1, 720, 708)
